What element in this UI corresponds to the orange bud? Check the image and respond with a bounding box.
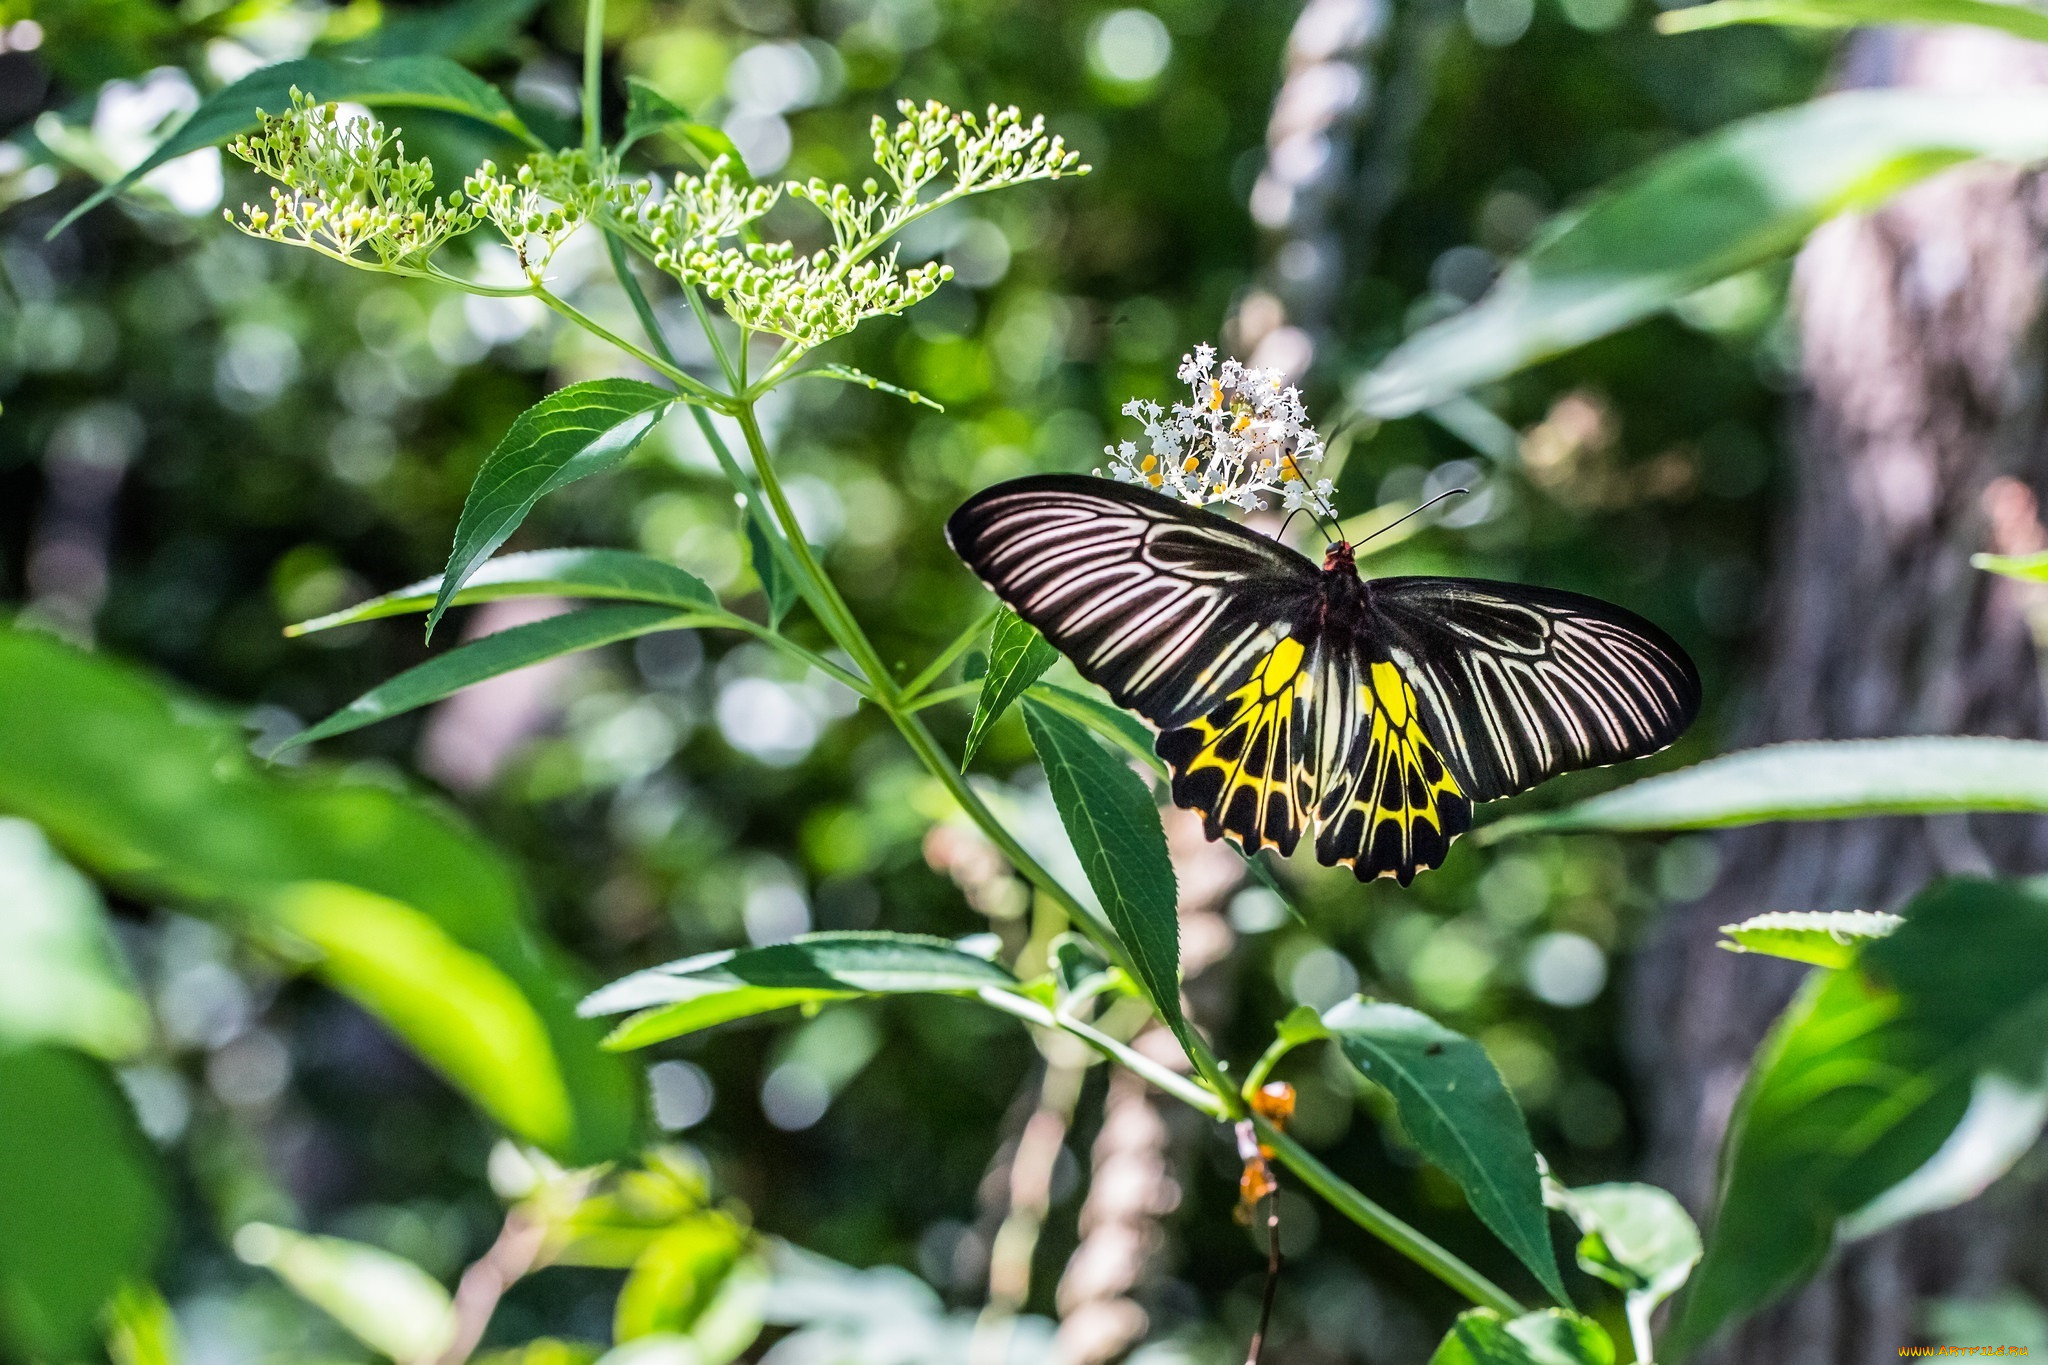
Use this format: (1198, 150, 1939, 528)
(1250, 1081, 1296, 1127)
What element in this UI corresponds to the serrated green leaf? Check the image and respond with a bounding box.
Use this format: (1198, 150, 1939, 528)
(1717, 909, 1903, 968)
(581, 932, 1016, 1051)
(1428, 1309, 1615, 1365)
(52, 56, 530, 237)
(1676, 879, 2048, 1353)
(1323, 997, 1568, 1305)
(0, 818, 148, 1060)
(1025, 681, 1161, 774)
(1657, 0, 2048, 40)
(270, 881, 574, 1149)
(964, 612, 1059, 766)
(286, 604, 704, 748)
(0, 1049, 166, 1362)
(1481, 738, 2048, 841)
(1020, 697, 1189, 1053)
(288, 548, 720, 636)
(233, 1223, 453, 1362)
(743, 512, 799, 628)
(428, 381, 676, 640)
(1356, 90, 2048, 417)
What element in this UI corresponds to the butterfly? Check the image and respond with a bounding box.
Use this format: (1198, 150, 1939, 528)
(946, 474, 1701, 884)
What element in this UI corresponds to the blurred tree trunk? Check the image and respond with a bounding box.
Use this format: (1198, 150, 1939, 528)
(1630, 28, 2048, 1364)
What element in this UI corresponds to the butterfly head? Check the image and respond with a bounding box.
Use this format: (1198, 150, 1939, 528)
(1322, 541, 1356, 576)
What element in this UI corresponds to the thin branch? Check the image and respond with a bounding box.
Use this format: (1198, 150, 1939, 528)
(1245, 1193, 1282, 1365)
(428, 1209, 550, 1365)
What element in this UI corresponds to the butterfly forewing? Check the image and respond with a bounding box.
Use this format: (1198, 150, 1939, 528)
(946, 476, 1699, 885)
(945, 475, 1316, 728)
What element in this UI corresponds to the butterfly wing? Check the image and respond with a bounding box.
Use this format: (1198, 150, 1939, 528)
(1156, 623, 1473, 883)
(948, 476, 1331, 860)
(1363, 576, 1702, 802)
(944, 475, 1321, 728)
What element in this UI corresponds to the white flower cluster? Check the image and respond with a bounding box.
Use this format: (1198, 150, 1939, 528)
(637, 100, 1084, 353)
(1101, 345, 1334, 513)
(226, 90, 480, 268)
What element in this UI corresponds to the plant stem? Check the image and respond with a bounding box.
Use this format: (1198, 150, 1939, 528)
(1254, 1119, 1525, 1316)
(905, 679, 983, 712)
(901, 602, 998, 700)
(977, 990, 1222, 1116)
(581, 0, 605, 159)
(532, 286, 727, 407)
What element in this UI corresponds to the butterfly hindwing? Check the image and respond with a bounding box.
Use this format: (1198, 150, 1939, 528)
(1364, 577, 1702, 802)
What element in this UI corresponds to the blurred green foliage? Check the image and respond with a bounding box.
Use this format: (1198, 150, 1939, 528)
(0, 0, 1851, 1354)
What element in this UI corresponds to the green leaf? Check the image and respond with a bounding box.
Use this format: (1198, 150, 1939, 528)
(52, 56, 531, 237)
(0, 627, 635, 1162)
(1020, 697, 1190, 1053)
(619, 78, 693, 156)
(614, 1216, 745, 1341)
(233, 1222, 454, 1362)
(1658, 0, 2048, 41)
(428, 380, 677, 641)
(965, 611, 1061, 766)
(1355, 90, 2048, 417)
(326, 0, 548, 61)
(0, 1048, 167, 1362)
(1025, 681, 1162, 775)
(287, 604, 703, 748)
(1717, 909, 1903, 969)
(105, 1282, 181, 1365)
(0, 817, 149, 1059)
(796, 364, 945, 411)
(287, 548, 719, 636)
(743, 512, 799, 628)
(581, 932, 1016, 1051)
(1974, 548, 2048, 582)
(1428, 1309, 1616, 1365)
(1322, 997, 1568, 1305)
(1548, 1182, 1700, 1359)
(1675, 879, 2048, 1353)
(1481, 738, 2048, 841)
(270, 881, 574, 1149)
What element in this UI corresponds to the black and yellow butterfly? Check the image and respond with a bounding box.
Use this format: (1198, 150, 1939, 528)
(946, 474, 1700, 884)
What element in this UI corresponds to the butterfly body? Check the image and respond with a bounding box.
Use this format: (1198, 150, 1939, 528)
(947, 475, 1700, 884)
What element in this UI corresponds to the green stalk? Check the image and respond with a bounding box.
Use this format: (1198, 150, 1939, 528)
(902, 603, 998, 700)
(1255, 1120, 1525, 1316)
(581, 0, 605, 158)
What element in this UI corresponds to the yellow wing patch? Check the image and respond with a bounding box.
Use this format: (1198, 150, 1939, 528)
(1158, 640, 1473, 883)
(1157, 636, 1317, 857)
(1313, 664, 1470, 884)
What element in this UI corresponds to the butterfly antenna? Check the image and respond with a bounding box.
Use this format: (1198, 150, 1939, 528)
(1353, 486, 1470, 550)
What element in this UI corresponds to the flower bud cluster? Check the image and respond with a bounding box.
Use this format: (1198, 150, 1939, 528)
(678, 241, 953, 349)
(464, 148, 610, 277)
(632, 155, 782, 257)
(225, 90, 479, 268)
(1100, 345, 1334, 514)
(650, 98, 1084, 354)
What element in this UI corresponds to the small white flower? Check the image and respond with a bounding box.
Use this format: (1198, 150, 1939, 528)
(1101, 345, 1332, 515)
